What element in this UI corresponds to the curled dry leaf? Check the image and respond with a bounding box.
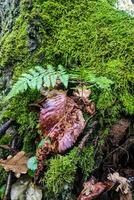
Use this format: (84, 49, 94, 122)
(73, 88, 95, 115)
(107, 172, 130, 194)
(77, 177, 108, 200)
(0, 151, 28, 178)
(74, 88, 91, 99)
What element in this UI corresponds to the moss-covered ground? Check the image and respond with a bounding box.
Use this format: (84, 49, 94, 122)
(0, 0, 134, 199)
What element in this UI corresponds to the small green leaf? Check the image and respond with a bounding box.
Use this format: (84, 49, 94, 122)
(47, 65, 57, 87)
(28, 169, 35, 177)
(36, 76, 43, 90)
(38, 139, 46, 148)
(35, 66, 45, 73)
(29, 80, 37, 90)
(27, 156, 38, 171)
(38, 138, 51, 148)
(58, 65, 69, 88)
(95, 77, 114, 90)
(43, 75, 51, 88)
(5, 64, 69, 99)
(0, 185, 5, 198)
(50, 74, 57, 87)
(59, 74, 69, 88)
(58, 64, 65, 73)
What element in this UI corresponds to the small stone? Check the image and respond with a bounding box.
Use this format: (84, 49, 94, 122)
(115, 0, 134, 16)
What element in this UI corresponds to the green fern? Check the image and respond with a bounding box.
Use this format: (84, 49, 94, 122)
(71, 68, 114, 90)
(6, 65, 69, 100)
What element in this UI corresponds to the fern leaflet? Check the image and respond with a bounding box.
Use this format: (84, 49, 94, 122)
(6, 65, 69, 100)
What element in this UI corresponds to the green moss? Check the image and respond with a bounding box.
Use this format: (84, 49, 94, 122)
(0, 134, 13, 145)
(0, 134, 13, 160)
(44, 146, 95, 198)
(78, 146, 95, 181)
(0, 17, 28, 67)
(3, 91, 38, 134)
(120, 91, 134, 114)
(1, 0, 134, 118)
(2, 90, 41, 152)
(45, 149, 78, 197)
(0, 167, 7, 187)
(0, 0, 134, 197)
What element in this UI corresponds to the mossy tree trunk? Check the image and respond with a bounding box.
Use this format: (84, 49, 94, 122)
(0, 1, 134, 199)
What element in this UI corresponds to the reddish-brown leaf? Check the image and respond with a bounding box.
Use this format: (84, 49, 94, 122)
(36, 89, 95, 176)
(39, 91, 85, 153)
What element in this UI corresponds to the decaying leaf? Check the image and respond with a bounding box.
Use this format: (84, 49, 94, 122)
(77, 177, 108, 200)
(36, 89, 95, 176)
(74, 88, 91, 99)
(107, 172, 130, 194)
(73, 88, 95, 115)
(39, 91, 85, 153)
(0, 151, 28, 178)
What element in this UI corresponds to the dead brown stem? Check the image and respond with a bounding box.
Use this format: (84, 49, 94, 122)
(79, 121, 98, 150)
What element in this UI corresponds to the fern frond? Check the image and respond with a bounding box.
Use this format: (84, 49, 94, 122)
(43, 65, 57, 88)
(70, 68, 114, 90)
(58, 65, 69, 88)
(6, 65, 69, 100)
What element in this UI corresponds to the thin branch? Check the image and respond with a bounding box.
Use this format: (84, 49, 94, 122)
(79, 121, 98, 150)
(0, 145, 17, 154)
(0, 119, 14, 136)
(3, 172, 13, 200)
(3, 135, 18, 200)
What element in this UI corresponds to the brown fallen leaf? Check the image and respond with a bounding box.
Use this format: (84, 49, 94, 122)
(0, 151, 28, 178)
(0, 145, 11, 150)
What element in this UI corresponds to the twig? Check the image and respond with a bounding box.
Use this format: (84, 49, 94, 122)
(3, 172, 13, 200)
(0, 119, 14, 137)
(102, 138, 134, 164)
(0, 145, 17, 154)
(3, 135, 18, 200)
(79, 121, 98, 150)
